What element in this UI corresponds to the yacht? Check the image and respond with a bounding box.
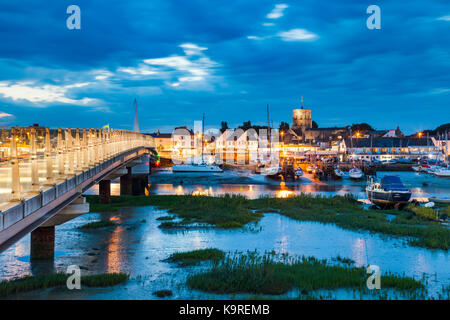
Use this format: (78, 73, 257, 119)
(366, 176, 412, 209)
(434, 166, 450, 177)
(349, 168, 364, 180)
(334, 166, 345, 179)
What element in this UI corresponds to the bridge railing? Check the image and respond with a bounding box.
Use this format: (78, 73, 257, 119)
(0, 126, 154, 205)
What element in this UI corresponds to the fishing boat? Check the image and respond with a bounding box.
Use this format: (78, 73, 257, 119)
(366, 176, 412, 209)
(295, 166, 303, 178)
(412, 164, 431, 172)
(349, 168, 364, 180)
(172, 114, 222, 173)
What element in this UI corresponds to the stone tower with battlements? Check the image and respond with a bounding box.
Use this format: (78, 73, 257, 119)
(292, 96, 312, 131)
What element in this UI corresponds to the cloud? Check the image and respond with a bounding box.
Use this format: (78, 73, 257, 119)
(117, 65, 157, 76)
(179, 43, 208, 55)
(262, 22, 275, 27)
(0, 112, 13, 119)
(277, 29, 318, 41)
(431, 88, 450, 94)
(143, 45, 218, 88)
(437, 15, 450, 21)
(266, 4, 288, 19)
(0, 81, 97, 105)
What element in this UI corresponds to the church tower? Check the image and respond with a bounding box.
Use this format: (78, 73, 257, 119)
(292, 96, 312, 131)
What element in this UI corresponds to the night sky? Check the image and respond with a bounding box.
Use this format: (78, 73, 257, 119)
(0, 0, 449, 134)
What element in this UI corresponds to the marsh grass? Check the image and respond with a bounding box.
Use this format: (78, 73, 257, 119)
(186, 252, 425, 297)
(86, 194, 450, 250)
(78, 219, 116, 229)
(87, 194, 261, 229)
(0, 273, 128, 296)
(167, 248, 225, 266)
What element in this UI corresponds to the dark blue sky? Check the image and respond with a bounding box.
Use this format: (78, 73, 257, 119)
(0, 0, 449, 134)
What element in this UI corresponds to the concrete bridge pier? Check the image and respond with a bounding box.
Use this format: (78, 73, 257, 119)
(30, 226, 55, 260)
(120, 167, 133, 196)
(99, 179, 111, 204)
(30, 197, 90, 260)
(132, 175, 149, 196)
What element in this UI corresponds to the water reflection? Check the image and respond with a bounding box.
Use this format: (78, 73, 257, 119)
(0, 208, 448, 299)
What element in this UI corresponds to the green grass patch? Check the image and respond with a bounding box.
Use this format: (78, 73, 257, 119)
(86, 194, 262, 229)
(0, 272, 128, 296)
(86, 194, 450, 250)
(78, 219, 116, 229)
(186, 252, 425, 297)
(167, 248, 225, 266)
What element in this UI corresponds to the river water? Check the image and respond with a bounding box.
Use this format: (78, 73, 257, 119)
(0, 169, 449, 299)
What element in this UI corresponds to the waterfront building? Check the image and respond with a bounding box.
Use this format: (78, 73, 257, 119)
(149, 131, 173, 158)
(341, 137, 441, 161)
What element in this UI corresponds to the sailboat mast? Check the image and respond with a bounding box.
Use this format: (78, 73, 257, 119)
(201, 113, 205, 164)
(267, 104, 271, 161)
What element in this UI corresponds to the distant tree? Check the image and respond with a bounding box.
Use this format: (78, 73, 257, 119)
(279, 121, 290, 132)
(312, 121, 318, 129)
(435, 123, 450, 134)
(220, 121, 228, 133)
(239, 121, 252, 131)
(350, 123, 373, 133)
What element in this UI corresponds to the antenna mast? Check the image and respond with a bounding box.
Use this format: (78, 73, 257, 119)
(133, 98, 139, 132)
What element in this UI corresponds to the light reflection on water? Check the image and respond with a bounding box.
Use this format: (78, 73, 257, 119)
(0, 207, 448, 299)
(0, 169, 449, 299)
(86, 170, 450, 200)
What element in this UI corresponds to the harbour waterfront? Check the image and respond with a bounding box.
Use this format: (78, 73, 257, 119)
(86, 169, 450, 200)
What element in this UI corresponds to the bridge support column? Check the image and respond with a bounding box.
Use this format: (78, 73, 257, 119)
(30, 226, 55, 260)
(132, 175, 149, 196)
(99, 179, 111, 204)
(120, 167, 132, 195)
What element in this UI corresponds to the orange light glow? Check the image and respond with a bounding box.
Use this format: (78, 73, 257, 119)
(276, 190, 294, 198)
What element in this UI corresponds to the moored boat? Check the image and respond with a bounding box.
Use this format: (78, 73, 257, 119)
(334, 167, 345, 179)
(366, 176, 412, 209)
(433, 166, 450, 177)
(428, 197, 450, 204)
(172, 163, 223, 172)
(349, 168, 364, 180)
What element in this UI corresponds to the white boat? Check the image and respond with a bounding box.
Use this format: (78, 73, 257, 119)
(349, 168, 364, 180)
(295, 167, 303, 177)
(172, 113, 223, 173)
(434, 167, 450, 177)
(172, 163, 223, 173)
(334, 167, 345, 178)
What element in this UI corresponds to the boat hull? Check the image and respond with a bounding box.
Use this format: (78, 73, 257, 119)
(366, 189, 411, 209)
(172, 164, 223, 173)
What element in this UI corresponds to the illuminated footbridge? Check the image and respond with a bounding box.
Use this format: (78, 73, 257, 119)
(0, 126, 155, 258)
